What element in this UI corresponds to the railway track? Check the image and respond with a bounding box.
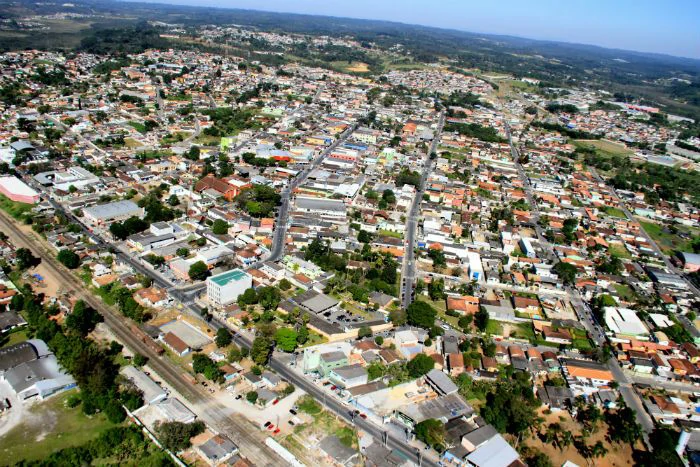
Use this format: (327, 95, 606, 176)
(0, 209, 282, 466)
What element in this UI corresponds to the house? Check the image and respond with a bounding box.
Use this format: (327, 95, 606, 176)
(195, 434, 239, 466)
(329, 364, 368, 389)
(194, 174, 248, 201)
(134, 287, 171, 309)
(425, 368, 458, 396)
(562, 358, 614, 395)
(162, 332, 191, 356)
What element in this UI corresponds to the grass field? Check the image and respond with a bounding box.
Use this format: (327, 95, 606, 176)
(128, 121, 147, 133)
(0, 329, 29, 348)
(638, 220, 697, 253)
(608, 244, 632, 259)
(0, 194, 34, 220)
(601, 206, 627, 218)
(614, 284, 638, 303)
(573, 139, 633, 157)
(0, 390, 115, 463)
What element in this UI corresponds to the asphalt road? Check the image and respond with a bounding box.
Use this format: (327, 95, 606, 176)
(400, 111, 445, 310)
(267, 123, 358, 263)
(0, 209, 283, 466)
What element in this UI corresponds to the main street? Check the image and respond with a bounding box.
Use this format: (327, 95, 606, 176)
(506, 123, 655, 436)
(0, 209, 284, 467)
(267, 123, 358, 262)
(400, 111, 445, 310)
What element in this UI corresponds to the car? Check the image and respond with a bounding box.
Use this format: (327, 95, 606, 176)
(267, 424, 276, 431)
(263, 421, 272, 428)
(288, 420, 295, 426)
(322, 381, 331, 386)
(235, 394, 242, 400)
(359, 413, 367, 419)
(273, 428, 281, 435)
(273, 399, 280, 405)
(441, 324, 450, 330)
(330, 385, 337, 391)
(289, 409, 297, 415)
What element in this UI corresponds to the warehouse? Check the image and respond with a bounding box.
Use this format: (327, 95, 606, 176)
(82, 200, 144, 226)
(0, 176, 40, 204)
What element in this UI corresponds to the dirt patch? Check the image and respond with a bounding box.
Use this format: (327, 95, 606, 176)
(346, 62, 369, 73)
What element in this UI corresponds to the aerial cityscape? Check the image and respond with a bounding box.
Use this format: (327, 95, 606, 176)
(0, 1, 699, 466)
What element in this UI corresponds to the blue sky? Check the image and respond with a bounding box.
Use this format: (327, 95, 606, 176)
(145, 0, 700, 58)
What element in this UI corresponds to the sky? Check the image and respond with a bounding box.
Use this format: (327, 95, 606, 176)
(139, 0, 700, 59)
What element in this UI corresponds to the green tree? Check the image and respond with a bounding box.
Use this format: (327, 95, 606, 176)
(176, 247, 189, 257)
(279, 278, 292, 290)
(57, 249, 81, 269)
(246, 391, 258, 404)
(65, 300, 103, 336)
(358, 326, 372, 339)
(154, 420, 205, 452)
(553, 261, 577, 285)
(188, 261, 210, 281)
(215, 328, 232, 348)
(414, 419, 445, 448)
(15, 248, 39, 270)
(407, 353, 435, 378)
(275, 327, 298, 352)
(407, 301, 436, 329)
(475, 307, 490, 332)
(133, 353, 148, 367)
(212, 219, 229, 235)
(251, 336, 272, 365)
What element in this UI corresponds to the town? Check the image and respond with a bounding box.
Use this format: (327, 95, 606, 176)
(0, 11, 699, 467)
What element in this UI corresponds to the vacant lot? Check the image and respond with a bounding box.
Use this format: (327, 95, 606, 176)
(638, 219, 697, 253)
(0, 389, 114, 463)
(574, 139, 633, 157)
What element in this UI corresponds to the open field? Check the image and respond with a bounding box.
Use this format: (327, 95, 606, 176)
(574, 139, 633, 157)
(0, 389, 115, 463)
(638, 219, 697, 253)
(0, 194, 34, 220)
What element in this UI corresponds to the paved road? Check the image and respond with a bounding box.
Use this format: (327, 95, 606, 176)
(0, 209, 283, 466)
(267, 123, 358, 263)
(400, 111, 445, 310)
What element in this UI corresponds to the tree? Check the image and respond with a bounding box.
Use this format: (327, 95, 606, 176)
(133, 353, 148, 367)
(15, 248, 39, 270)
(237, 288, 258, 306)
(428, 277, 445, 300)
(212, 219, 229, 235)
(414, 419, 445, 448)
(154, 421, 205, 452)
(246, 391, 258, 404)
(407, 301, 436, 329)
(257, 286, 281, 311)
(475, 307, 490, 332)
(296, 325, 309, 345)
(275, 328, 298, 352)
(215, 328, 232, 348)
(407, 353, 435, 378)
(188, 261, 210, 281)
(358, 326, 372, 339)
(192, 353, 223, 382)
(278, 278, 292, 291)
(553, 261, 577, 285)
(167, 194, 180, 206)
(176, 247, 189, 257)
(57, 249, 81, 269)
(358, 230, 372, 243)
(65, 300, 103, 336)
(251, 336, 272, 365)
(605, 406, 642, 445)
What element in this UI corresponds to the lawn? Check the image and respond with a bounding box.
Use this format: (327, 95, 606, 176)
(378, 229, 403, 239)
(0, 389, 116, 463)
(608, 244, 631, 259)
(128, 121, 147, 133)
(0, 194, 34, 220)
(1, 328, 29, 348)
(485, 320, 504, 336)
(573, 139, 633, 157)
(638, 220, 696, 253)
(510, 322, 536, 341)
(614, 283, 638, 302)
(601, 206, 627, 218)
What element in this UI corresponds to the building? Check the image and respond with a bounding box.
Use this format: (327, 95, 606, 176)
(206, 269, 253, 308)
(604, 307, 649, 339)
(425, 368, 458, 396)
(82, 200, 144, 226)
(562, 358, 614, 395)
(120, 365, 167, 405)
(466, 251, 484, 282)
(0, 339, 75, 400)
(328, 364, 368, 389)
(679, 252, 700, 273)
(195, 434, 239, 466)
(294, 196, 346, 218)
(0, 176, 40, 204)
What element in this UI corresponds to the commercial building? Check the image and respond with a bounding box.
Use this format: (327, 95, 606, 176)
(0, 176, 40, 204)
(294, 196, 346, 218)
(206, 269, 253, 307)
(328, 364, 368, 389)
(83, 200, 144, 226)
(604, 307, 649, 339)
(120, 365, 167, 405)
(0, 339, 75, 400)
(466, 251, 484, 282)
